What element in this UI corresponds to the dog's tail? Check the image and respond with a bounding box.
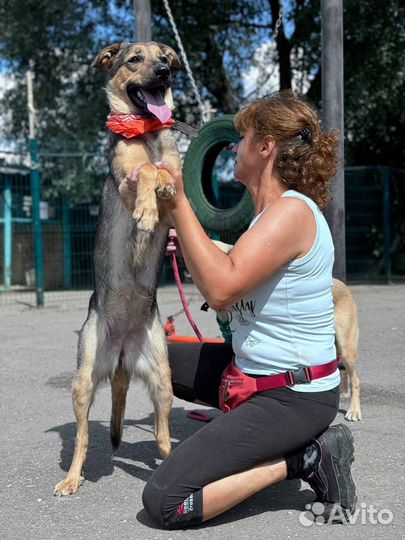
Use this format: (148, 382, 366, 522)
(110, 359, 130, 453)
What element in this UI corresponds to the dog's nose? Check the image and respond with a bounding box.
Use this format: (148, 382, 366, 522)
(155, 65, 170, 80)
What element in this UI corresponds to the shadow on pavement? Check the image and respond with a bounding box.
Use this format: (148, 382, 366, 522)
(47, 407, 216, 485)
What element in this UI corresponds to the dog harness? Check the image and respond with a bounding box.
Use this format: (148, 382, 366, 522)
(106, 113, 175, 139)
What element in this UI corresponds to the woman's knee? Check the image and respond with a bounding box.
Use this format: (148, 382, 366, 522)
(143, 478, 203, 529)
(142, 479, 166, 526)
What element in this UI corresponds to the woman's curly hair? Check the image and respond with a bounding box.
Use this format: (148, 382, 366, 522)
(234, 90, 340, 209)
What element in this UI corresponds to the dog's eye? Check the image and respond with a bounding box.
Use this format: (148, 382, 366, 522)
(128, 55, 142, 63)
(160, 56, 168, 64)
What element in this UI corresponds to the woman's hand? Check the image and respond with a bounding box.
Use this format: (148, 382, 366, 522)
(155, 161, 187, 211)
(125, 162, 186, 211)
(125, 166, 140, 195)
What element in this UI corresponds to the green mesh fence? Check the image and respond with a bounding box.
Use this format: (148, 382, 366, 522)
(345, 166, 404, 282)
(0, 152, 404, 307)
(0, 166, 33, 296)
(0, 146, 177, 306)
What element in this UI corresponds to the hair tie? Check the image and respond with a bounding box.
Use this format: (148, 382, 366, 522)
(298, 126, 313, 143)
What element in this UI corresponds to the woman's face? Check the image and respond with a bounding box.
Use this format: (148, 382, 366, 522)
(233, 127, 261, 184)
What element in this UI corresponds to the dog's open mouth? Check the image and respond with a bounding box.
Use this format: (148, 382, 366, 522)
(127, 85, 172, 124)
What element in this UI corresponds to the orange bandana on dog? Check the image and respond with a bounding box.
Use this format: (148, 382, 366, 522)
(106, 113, 175, 139)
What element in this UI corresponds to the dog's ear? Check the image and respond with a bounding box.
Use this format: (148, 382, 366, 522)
(157, 43, 182, 68)
(91, 43, 122, 70)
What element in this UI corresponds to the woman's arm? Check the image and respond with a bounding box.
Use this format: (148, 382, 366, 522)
(128, 163, 316, 310)
(170, 192, 313, 310)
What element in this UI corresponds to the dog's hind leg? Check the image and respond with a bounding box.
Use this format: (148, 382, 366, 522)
(334, 283, 361, 422)
(110, 358, 130, 453)
(131, 315, 173, 459)
(54, 307, 101, 495)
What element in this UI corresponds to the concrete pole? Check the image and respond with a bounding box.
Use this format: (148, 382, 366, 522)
(26, 66, 45, 306)
(321, 0, 346, 282)
(134, 0, 152, 42)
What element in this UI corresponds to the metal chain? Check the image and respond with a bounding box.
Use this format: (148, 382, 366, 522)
(161, 0, 210, 124)
(273, 5, 283, 40)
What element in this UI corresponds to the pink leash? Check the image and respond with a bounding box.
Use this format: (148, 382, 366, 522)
(166, 228, 204, 342)
(166, 229, 215, 423)
(186, 410, 213, 423)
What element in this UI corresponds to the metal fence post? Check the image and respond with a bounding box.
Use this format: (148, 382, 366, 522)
(30, 138, 45, 306)
(62, 198, 72, 289)
(381, 167, 392, 283)
(3, 177, 13, 289)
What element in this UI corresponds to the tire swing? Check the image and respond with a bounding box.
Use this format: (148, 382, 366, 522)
(183, 115, 254, 239)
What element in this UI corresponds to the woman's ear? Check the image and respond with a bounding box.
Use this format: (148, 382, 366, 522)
(258, 137, 275, 158)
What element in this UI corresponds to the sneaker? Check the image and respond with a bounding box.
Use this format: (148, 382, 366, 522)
(306, 424, 357, 523)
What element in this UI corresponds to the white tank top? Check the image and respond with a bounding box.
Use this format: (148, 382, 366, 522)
(230, 189, 340, 392)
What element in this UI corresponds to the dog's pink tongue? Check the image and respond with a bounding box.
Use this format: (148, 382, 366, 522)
(142, 89, 172, 124)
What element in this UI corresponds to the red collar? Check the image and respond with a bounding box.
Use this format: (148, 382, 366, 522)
(106, 113, 175, 138)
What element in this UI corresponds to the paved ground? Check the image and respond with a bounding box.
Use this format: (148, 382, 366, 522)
(0, 283, 404, 540)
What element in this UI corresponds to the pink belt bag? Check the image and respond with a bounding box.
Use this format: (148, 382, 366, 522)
(219, 358, 339, 413)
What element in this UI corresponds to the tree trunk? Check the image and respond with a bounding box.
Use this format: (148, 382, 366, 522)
(203, 32, 239, 113)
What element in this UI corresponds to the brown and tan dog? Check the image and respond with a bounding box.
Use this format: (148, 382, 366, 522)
(214, 241, 361, 422)
(54, 42, 182, 496)
(332, 278, 361, 421)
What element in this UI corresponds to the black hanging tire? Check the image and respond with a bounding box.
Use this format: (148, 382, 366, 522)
(183, 115, 254, 235)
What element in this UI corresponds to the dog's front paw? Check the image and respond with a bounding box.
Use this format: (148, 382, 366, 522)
(345, 404, 362, 422)
(155, 168, 176, 200)
(54, 475, 84, 496)
(156, 184, 176, 199)
(133, 206, 159, 231)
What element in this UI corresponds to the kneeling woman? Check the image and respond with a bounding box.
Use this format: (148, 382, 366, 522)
(129, 90, 356, 528)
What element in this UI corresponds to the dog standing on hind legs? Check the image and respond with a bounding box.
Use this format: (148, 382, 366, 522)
(54, 41, 182, 496)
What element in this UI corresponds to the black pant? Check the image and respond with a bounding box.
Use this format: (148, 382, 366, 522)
(142, 343, 339, 529)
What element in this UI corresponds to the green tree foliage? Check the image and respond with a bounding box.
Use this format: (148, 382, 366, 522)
(0, 0, 131, 201)
(343, 1, 404, 167)
(0, 0, 107, 143)
(152, 0, 271, 118)
(0, 0, 403, 173)
(288, 0, 405, 167)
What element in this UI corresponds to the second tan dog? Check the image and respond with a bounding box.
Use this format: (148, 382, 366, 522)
(332, 279, 361, 421)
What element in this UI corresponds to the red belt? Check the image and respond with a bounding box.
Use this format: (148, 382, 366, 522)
(220, 358, 339, 412)
(253, 358, 339, 391)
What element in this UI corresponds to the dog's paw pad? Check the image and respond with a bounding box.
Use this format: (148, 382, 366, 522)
(156, 184, 176, 200)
